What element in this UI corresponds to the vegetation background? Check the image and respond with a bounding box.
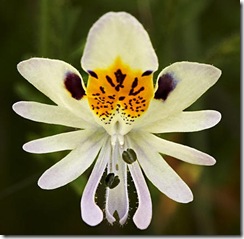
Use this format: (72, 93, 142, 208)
(0, 0, 240, 235)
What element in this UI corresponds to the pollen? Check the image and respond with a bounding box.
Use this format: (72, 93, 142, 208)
(86, 57, 154, 125)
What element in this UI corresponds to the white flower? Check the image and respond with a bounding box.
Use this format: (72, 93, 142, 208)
(12, 12, 221, 230)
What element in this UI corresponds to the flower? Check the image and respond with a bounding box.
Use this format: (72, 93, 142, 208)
(12, 11, 221, 230)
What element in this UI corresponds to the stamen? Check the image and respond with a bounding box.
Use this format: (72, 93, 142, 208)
(105, 173, 120, 189)
(108, 133, 125, 189)
(110, 134, 121, 172)
(122, 148, 137, 164)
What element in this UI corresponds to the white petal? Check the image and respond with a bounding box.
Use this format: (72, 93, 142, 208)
(142, 110, 221, 133)
(23, 130, 93, 154)
(81, 138, 110, 226)
(138, 62, 221, 124)
(81, 12, 158, 71)
(13, 101, 94, 128)
(128, 161, 152, 230)
(105, 158, 129, 225)
(17, 58, 94, 122)
(38, 130, 105, 189)
(129, 132, 193, 203)
(137, 131, 216, 166)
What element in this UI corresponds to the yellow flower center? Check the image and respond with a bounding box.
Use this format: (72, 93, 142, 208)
(86, 57, 154, 127)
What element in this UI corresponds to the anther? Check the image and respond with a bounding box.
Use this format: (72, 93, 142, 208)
(122, 148, 137, 164)
(105, 173, 120, 189)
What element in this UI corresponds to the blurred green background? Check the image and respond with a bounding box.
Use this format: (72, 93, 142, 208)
(0, 0, 240, 235)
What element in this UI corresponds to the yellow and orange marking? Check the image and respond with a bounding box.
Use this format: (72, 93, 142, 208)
(86, 57, 154, 125)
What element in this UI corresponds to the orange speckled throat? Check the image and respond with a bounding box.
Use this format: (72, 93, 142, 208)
(86, 57, 154, 126)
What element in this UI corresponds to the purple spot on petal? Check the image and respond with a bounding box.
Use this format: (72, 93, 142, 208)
(114, 69, 126, 84)
(88, 70, 98, 79)
(64, 72, 85, 100)
(141, 70, 153, 77)
(154, 73, 177, 101)
(131, 78, 138, 88)
(119, 96, 125, 101)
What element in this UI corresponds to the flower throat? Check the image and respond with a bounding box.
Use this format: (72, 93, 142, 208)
(86, 57, 154, 128)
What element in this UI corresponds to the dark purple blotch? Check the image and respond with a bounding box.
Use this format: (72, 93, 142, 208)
(154, 73, 177, 101)
(119, 96, 125, 101)
(114, 69, 126, 84)
(141, 70, 153, 77)
(132, 78, 138, 88)
(64, 72, 85, 100)
(88, 70, 98, 79)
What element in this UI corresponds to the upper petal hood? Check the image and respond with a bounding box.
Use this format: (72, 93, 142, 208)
(81, 12, 158, 72)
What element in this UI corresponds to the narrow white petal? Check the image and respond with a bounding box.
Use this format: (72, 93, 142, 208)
(13, 101, 94, 128)
(137, 62, 221, 125)
(81, 12, 158, 71)
(129, 132, 193, 203)
(38, 130, 105, 189)
(17, 58, 94, 122)
(23, 130, 93, 154)
(81, 138, 110, 226)
(128, 161, 152, 230)
(137, 131, 216, 165)
(142, 110, 221, 133)
(105, 158, 129, 225)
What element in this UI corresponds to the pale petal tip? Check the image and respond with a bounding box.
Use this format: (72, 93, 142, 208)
(133, 215, 151, 230)
(37, 177, 49, 190)
(208, 65, 222, 85)
(208, 110, 222, 127)
(12, 102, 21, 114)
(214, 66, 222, 79)
(211, 158, 216, 165)
(215, 111, 222, 124)
(81, 205, 104, 227)
(17, 61, 24, 72)
(197, 152, 217, 166)
(22, 141, 42, 154)
(37, 173, 57, 190)
(173, 187, 194, 204)
(12, 101, 28, 118)
(119, 215, 128, 226)
(17, 58, 33, 74)
(205, 156, 216, 166)
(180, 192, 194, 204)
(12, 102, 29, 119)
(22, 143, 30, 153)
